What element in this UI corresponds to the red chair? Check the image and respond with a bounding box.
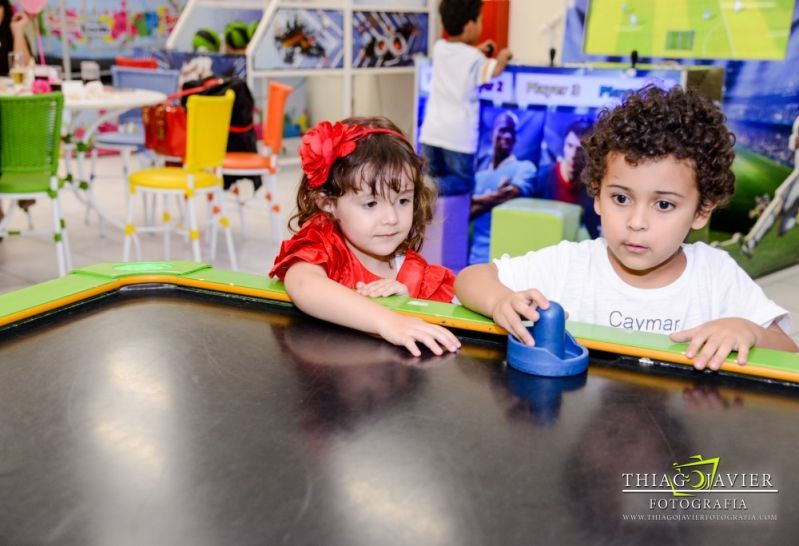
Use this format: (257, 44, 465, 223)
(114, 56, 158, 70)
(221, 81, 292, 241)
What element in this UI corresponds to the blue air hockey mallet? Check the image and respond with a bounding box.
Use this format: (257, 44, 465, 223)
(506, 301, 589, 376)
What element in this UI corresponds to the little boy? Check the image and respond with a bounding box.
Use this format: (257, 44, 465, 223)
(419, 0, 512, 196)
(455, 86, 798, 371)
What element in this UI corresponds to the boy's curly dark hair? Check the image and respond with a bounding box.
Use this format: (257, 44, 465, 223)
(292, 116, 436, 254)
(581, 85, 736, 213)
(439, 0, 483, 36)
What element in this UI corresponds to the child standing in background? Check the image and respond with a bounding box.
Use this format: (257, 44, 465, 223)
(419, 0, 512, 196)
(271, 117, 461, 357)
(455, 86, 797, 371)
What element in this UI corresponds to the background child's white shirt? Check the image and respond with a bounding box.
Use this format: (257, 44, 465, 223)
(494, 239, 791, 335)
(419, 40, 497, 154)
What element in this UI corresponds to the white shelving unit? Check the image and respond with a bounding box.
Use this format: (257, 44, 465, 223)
(167, 0, 269, 52)
(167, 0, 436, 159)
(171, 0, 434, 110)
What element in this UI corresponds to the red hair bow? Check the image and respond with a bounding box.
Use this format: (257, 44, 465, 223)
(299, 121, 368, 189)
(299, 121, 412, 189)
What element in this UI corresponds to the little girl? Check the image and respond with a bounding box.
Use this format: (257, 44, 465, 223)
(270, 116, 461, 357)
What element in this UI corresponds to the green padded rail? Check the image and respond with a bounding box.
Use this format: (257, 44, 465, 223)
(183, 266, 288, 293)
(1, 262, 797, 376)
(567, 321, 799, 375)
(74, 261, 212, 279)
(0, 274, 115, 316)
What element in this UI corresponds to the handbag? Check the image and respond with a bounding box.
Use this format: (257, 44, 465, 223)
(142, 78, 223, 157)
(181, 76, 258, 189)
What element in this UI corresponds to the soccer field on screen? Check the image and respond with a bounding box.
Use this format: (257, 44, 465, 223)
(584, 0, 795, 60)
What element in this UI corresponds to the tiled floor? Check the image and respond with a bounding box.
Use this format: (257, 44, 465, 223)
(0, 154, 293, 290)
(1, 154, 798, 345)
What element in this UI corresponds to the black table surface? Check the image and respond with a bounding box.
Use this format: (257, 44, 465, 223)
(1, 288, 798, 545)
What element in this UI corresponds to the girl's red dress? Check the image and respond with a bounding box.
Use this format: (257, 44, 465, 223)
(270, 213, 455, 303)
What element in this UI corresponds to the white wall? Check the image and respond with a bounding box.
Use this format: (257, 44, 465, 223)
(508, 0, 568, 65)
(308, 76, 344, 126)
(352, 73, 417, 136)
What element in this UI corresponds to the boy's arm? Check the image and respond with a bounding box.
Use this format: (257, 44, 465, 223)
(670, 318, 799, 371)
(455, 263, 549, 344)
(454, 263, 509, 316)
(760, 321, 799, 351)
(284, 262, 460, 357)
(476, 40, 496, 56)
(491, 49, 512, 78)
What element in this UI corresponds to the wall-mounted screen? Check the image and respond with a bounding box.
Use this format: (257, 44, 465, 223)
(583, 0, 796, 60)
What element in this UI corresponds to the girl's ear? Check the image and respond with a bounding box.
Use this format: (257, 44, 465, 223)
(316, 193, 336, 216)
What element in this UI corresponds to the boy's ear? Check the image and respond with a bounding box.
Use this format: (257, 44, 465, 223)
(691, 203, 714, 230)
(593, 194, 602, 216)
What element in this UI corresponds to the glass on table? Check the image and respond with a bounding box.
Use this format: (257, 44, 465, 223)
(8, 52, 27, 86)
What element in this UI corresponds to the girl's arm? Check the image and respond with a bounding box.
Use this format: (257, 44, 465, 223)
(284, 261, 460, 357)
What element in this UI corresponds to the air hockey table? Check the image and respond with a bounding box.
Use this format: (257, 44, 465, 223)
(1, 261, 798, 545)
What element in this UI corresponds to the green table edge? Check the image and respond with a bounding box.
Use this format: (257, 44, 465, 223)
(1, 261, 797, 373)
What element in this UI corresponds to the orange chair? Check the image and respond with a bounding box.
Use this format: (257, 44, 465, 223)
(221, 81, 292, 241)
(114, 56, 159, 70)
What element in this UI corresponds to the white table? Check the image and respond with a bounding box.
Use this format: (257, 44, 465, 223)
(63, 88, 167, 232)
(64, 87, 166, 136)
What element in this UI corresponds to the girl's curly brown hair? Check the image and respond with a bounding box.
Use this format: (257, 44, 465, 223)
(291, 116, 436, 254)
(581, 85, 736, 213)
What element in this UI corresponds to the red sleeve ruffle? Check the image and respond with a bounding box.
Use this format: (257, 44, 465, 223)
(398, 250, 456, 303)
(269, 214, 378, 289)
(270, 215, 455, 302)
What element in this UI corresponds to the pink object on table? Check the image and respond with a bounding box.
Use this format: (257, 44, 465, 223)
(31, 79, 51, 94)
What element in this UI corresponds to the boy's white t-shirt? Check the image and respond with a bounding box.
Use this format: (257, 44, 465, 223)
(419, 40, 497, 154)
(494, 239, 791, 335)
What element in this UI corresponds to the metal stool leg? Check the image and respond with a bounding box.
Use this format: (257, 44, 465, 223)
(216, 187, 237, 271)
(186, 188, 202, 263)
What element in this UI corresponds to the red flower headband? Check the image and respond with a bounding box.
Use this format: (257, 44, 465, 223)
(299, 121, 413, 188)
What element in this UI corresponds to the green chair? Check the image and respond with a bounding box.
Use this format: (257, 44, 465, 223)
(0, 93, 71, 276)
